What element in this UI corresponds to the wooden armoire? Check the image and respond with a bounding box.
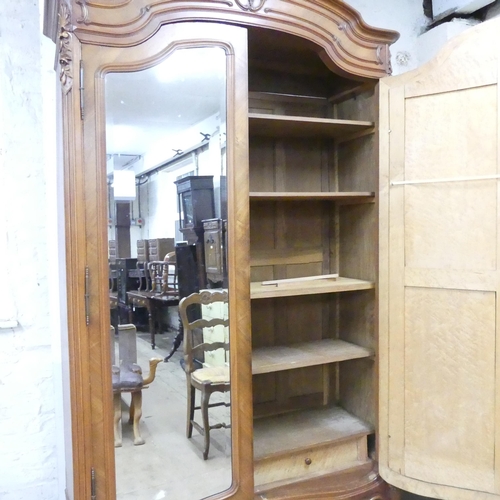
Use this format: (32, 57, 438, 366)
(44, 0, 500, 498)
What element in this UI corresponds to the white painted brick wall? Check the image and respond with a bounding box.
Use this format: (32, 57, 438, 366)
(344, 0, 429, 74)
(0, 1, 64, 499)
(433, 0, 495, 19)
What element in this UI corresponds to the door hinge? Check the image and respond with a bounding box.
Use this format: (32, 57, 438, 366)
(90, 467, 96, 500)
(85, 266, 90, 326)
(79, 60, 84, 120)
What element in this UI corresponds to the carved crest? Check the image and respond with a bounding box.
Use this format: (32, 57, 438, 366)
(59, 0, 73, 94)
(234, 0, 266, 13)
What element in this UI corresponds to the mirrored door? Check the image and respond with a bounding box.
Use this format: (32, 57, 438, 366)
(106, 45, 232, 499)
(72, 21, 252, 500)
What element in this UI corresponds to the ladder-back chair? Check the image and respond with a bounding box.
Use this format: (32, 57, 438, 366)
(178, 289, 230, 459)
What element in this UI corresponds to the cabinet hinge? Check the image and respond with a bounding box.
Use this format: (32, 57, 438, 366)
(84, 266, 90, 326)
(79, 60, 84, 120)
(90, 467, 96, 500)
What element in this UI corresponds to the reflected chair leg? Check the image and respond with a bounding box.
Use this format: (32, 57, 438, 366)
(148, 303, 155, 350)
(114, 392, 122, 448)
(186, 377, 195, 439)
(128, 393, 134, 424)
(201, 388, 211, 460)
(131, 391, 145, 446)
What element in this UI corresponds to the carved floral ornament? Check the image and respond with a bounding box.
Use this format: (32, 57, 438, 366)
(58, 0, 73, 94)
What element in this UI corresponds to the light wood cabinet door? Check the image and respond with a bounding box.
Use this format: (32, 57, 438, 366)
(379, 18, 500, 500)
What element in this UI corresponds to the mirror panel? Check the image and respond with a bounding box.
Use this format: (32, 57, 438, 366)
(105, 45, 232, 499)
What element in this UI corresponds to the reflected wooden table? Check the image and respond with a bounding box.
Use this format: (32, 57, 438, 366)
(150, 294, 180, 352)
(126, 291, 179, 349)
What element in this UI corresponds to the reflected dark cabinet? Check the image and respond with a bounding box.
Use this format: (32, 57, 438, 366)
(203, 218, 227, 287)
(115, 258, 138, 305)
(175, 242, 205, 298)
(175, 175, 215, 243)
(115, 257, 139, 325)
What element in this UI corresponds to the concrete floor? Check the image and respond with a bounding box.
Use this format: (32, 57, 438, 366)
(114, 327, 232, 500)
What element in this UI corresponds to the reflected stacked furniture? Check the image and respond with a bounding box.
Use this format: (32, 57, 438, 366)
(113, 238, 179, 349)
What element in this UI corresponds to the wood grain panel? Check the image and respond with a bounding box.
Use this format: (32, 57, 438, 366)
(379, 21, 500, 496)
(251, 299, 277, 349)
(404, 287, 496, 493)
(249, 136, 276, 192)
(250, 248, 323, 267)
(404, 87, 498, 271)
(339, 358, 376, 427)
(339, 204, 377, 282)
(253, 373, 277, 405)
(248, 92, 328, 118)
(287, 366, 325, 398)
(336, 89, 377, 122)
(282, 139, 324, 192)
(280, 202, 324, 250)
(338, 135, 377, 192)
(248, 114, 373, 139)
(405, 268, 497, 291)
(251, 277, 374, 299)
(250, 265, 275, 282)
(249, 192, 375, 201)
(250, 202, 276, 252)
(277, 295, 328, 344)
(252, 339, 373, 375)
(254, 406, 372, 459)
(339, 290, 375, 350)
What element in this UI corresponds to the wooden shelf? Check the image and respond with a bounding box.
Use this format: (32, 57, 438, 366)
(252, 339, 373, 375)
(253, 406, 373, 461)
(250, 192, 375, 203)
(249, 113, 373, 139)
(250, 276, 374, 299)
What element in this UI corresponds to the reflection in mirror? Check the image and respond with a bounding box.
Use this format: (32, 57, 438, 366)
(105, 46, 231, 499)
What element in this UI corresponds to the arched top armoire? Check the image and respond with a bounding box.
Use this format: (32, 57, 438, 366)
(44, 0, 500, 499)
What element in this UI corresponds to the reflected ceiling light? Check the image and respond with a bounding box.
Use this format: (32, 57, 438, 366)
(106, 124, 143, 153)
(113, 169, 136, 201)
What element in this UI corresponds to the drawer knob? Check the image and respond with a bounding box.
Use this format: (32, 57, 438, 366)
(304, 458, 312, 465)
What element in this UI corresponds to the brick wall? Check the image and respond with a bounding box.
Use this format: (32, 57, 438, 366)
(0, 1, 65, 498)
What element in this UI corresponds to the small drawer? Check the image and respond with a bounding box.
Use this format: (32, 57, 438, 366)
(254, 436, 367, 487)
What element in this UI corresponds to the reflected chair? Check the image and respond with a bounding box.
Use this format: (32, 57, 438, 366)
(178, 289, 230, 459)
(110, 323, 163, 446)
(161, 251, 178, 296)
